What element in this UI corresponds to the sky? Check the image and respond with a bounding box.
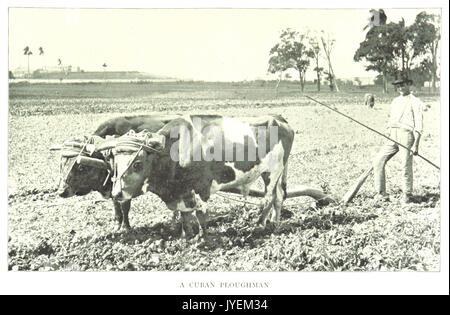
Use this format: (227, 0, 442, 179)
(8, 7, 441, 81)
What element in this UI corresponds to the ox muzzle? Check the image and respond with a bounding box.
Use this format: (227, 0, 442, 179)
(50, 137, 111, 196)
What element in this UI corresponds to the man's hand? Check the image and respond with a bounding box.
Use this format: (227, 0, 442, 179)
(410, 143, 419, 156)
(411, 131, 421, 156)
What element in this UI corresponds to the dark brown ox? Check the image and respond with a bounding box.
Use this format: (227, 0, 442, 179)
(99, 114, 294, 236)
(51, 114, 179, 231)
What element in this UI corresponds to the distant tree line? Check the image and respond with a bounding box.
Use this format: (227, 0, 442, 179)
(268, 10, 441, 94)
(354, 11, 440, 93)
(268, 28, 339, 94)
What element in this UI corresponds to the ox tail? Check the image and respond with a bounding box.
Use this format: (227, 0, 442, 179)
(281, 160, 288, 200)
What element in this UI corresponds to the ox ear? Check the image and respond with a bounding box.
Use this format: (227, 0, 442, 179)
(85, 143, 96, 155)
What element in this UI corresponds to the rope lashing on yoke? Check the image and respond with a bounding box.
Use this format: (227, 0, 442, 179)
(107, 130, 165, 185)
(60, 136, 96, 158)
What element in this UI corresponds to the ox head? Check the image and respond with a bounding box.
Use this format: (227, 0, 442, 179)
(97, 130, 166, 202)
(50, 136, 111, 198)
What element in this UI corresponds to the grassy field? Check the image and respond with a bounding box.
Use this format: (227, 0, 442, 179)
(8, 81, 441, 271)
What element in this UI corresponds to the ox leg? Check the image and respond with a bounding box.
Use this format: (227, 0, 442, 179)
(271, 179, 285, 224)
(257, 194, 275, 228)
(121, 200, 132, 231)
(171, 210, 180, 230)
(258, 163, 284, 228)
(257, 173, 273, 228)
(113, 200, 123, 231)
(271, 163, 288, 224)
(195, 210, 208, 238)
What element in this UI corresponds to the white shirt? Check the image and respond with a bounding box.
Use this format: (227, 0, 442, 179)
(388, 94, 424, 135)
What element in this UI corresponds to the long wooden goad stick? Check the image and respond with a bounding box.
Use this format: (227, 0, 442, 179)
(304, 95, 440, 170)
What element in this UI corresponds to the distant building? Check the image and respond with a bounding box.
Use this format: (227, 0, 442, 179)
(40, 66, 72, 73)
(424, 81, 440, 88)
(11, 67, 29, 78)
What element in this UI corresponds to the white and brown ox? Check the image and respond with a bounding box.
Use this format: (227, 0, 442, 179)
(98, 114, 295, 236)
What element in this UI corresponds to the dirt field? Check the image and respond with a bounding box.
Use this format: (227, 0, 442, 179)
(8, 81, 441, 271)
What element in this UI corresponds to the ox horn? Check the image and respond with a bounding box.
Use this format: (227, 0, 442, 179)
(96, 140, 118, 151)
(76, 156, 109, 169)
(49, 144, 63, 151)
(85, 143, 96, 154)
(147, 134, 166, 149)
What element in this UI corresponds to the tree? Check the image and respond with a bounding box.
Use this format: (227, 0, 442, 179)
(323, 71, 334, 91)
(38, 47, 45, 80)
(309, 37, 323, 91)
(409, 59, 432, 89)
(355, 10, 441, 93)
(268, 28, 314, 93)
(410, 12, 441, 92)
(354, 23, 400, 93)
(388, 18, 422, 77)
(57, 58, 63, 82)
(102, 63, 108, 81)
(268, 48, 290, 96)
(23, 46, 33, 76)
(321, 32, 339, 92)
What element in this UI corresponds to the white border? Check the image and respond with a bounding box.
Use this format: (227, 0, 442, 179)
(2, 0, 449, 295)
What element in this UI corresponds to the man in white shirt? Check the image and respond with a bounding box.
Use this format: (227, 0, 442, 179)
(373, 77, 424, 204)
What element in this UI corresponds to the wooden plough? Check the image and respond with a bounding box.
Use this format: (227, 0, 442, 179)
(221, 166, 375, 207)
(221, 185, 337, 207)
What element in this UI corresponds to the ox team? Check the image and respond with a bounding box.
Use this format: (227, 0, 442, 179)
(54, 114, 294, 235)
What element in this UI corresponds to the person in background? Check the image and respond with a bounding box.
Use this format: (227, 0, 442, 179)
(373, 77, 424, 205)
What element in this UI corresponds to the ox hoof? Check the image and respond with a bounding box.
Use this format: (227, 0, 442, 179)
(312, 199, 330, 209)
(190, 234, 202, 244)
(256, 217, 270, 229)
(255, 224, 266, 232)
(122, 227, 132, 233)
(118, 224, 132, 233)
(264, 221, 279, 232)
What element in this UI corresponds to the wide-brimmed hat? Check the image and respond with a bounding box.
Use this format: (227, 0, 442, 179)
(392, 78, 413, 86)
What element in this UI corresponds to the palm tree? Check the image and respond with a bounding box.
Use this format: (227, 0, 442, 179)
(102, 63, 107, 81)
(23, 46, 33, 76)
(58, 58, 63, 83)
(38, 47, 45, 79)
